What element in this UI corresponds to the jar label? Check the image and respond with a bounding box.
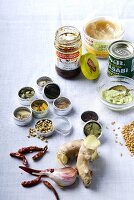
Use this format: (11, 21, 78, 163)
(55, 49, 81, 71)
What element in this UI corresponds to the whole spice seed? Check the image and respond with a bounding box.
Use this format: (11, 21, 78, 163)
(35, 119, 53, 133)
(81, 111, 99, 122)
(122, 121, 134, 156)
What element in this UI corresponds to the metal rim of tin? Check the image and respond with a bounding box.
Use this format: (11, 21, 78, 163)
(35, 118, 55, 137)
(81, 111, 99, 123)
(36, 76, 53, 88)
(108, 40, 134, 60)
(30, 99, 49, 119)
(13, 106, 32, 125)
(53, 97, 72, 115)
(18, 86, 36, 105)
(83, 120, 102, 139)
(43, 82, 61, 102)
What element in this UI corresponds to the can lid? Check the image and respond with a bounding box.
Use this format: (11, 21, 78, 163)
(108, 40, 134, 59)
(80, 53, 100, 80)
(53, 116, 72, 136)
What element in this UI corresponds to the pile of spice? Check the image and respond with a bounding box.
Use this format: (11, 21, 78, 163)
(122, 121, 134, 156)
(19, 87, 35, 99)
(54, 97, 71, 109)
(35, 119, 53, 134)
(28, 128, 48, 142)
(31, 100, 48, 112)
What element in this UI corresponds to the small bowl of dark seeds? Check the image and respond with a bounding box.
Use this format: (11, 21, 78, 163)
(18, 87, 36, 106)
(35, 119, 55, 137)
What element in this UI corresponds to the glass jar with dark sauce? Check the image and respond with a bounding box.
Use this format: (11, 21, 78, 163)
(54, 26, 82, 79)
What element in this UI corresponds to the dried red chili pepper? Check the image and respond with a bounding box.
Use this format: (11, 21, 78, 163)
(32, 145, 48, 161)
(43, 180, 59, 200)
(10, 152, 28, 166)
(18, 146, 44, 154)
(21, 176, 42, 187)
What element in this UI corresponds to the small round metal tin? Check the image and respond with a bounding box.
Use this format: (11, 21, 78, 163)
(43, 83, 61, 102)
(81, 111, 99, 123)
(54, 116, 72, 136)
(53, 97, 72, 116)
(35, 118, 54, 137)
(18, 87, 36, 106)
(13, 106, 32, 126)
(36, 76, 53, 94)
(83, 120, 102, 139)
(31, 99, 49, 119)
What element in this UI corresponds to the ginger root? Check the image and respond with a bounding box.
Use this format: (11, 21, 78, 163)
(57, 139, 83, 165)
(76, 135, 100, 187)
(57, 135, 100, 187)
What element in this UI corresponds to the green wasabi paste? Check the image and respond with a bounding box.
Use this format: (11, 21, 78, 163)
(102, 87, 133, 105)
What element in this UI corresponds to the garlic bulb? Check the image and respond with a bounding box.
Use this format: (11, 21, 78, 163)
(19, 166, 77, 187)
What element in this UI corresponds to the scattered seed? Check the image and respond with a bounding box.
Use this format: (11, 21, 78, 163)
(111, 121, 115, 125)
(120, 153, 123, 157)
(113, 129, 115, 132)
(122, 121, 134, 156)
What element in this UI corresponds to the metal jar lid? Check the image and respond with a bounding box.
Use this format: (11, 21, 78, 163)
(108, 40, 134, 59)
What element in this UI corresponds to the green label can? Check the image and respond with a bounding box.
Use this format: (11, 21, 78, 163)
(108, 40, 134, 78)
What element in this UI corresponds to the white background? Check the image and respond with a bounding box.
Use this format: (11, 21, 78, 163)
(0, 1, 134, 200)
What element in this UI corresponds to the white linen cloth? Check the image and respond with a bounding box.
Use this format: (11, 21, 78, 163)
(0, 1, 134, 200)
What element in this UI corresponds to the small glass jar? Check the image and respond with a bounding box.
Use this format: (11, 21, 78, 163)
(54, 26, 82, 79)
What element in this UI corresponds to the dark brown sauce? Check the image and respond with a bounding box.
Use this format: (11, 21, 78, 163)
(55, 66, 81, 79)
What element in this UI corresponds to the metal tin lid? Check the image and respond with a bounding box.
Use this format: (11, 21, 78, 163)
(53, 116, 72, 136)
(108, 40, 134, 59)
